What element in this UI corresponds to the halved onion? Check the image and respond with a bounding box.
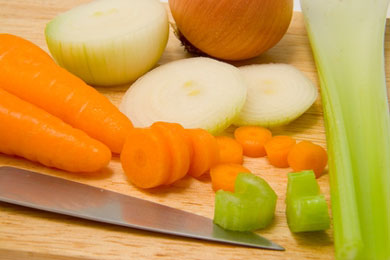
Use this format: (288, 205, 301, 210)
(234, 64, 318, 127)
(45, 0, 169, 86)
(120, 57, 247, 134)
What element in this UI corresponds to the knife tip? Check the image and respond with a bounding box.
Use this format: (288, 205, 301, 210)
(269, 242, 285, 251)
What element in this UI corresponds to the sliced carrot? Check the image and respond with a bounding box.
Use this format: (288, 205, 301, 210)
(186, 128, 219, 178)
(210, 163, 251, 192)
(0, 88, 111, 173)
(155, 121, 194, 160)
(151, 122, 191, 185)
(264, 135, 296, 168)
(234, 126, 272, 157)
(216, 136, 243, 164)
(0, 34, 133, 154)
(287, 141, 328, 178)
(120, 127, 171, 188)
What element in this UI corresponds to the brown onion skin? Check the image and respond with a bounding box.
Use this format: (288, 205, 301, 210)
(169, 0, 293, 61)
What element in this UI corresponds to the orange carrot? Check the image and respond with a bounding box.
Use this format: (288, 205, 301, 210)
(287, 141, 328, 178)
(216, 136, 243, 164)
(186, 128, 219, 178)
(120, 127, 171, 188)
(264, 135, 296, 168)
(156, 121, 194, 159)
(210, 163, 251, 192)
(0, 34, 133, 154)
(0, 88, 111, 173)
(151, 122, 191, 185)
(234, 126, 272, 157)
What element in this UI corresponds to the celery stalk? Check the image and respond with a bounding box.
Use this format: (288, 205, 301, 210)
(300, 0, 390, 259)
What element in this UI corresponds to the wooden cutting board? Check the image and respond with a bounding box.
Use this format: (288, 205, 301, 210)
(1, 1, 389, 259)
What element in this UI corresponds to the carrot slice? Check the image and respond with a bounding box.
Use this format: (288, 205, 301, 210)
(151, 122, 191, 185)
(264, 135, 296, 168)
(216, 136, 243, 164)
(210, 163, 251, 192)
(234, 126, 272, 157)
(0, 88, 111, 173)
(186, 128, 219, 178)
(287, 141, 328, 178)
(0, 34, 133, 154)
(120, 127, 171, 188)
(155, 121, 194, 159)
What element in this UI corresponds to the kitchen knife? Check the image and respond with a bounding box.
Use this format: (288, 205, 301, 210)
(0, 166, 284, 250)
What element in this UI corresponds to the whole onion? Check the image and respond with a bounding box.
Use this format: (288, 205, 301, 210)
(169, 0, 293, 61)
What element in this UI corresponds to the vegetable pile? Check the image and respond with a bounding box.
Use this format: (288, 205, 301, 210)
(6, 0, 389, 257)
(118, 119, 330, 232)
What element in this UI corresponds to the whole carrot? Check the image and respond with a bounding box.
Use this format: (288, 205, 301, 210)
(0, 88, 111, 173)
(0, 34, 133, 153)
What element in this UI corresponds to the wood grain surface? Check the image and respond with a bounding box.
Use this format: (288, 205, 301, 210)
(1, 1, 389, 259)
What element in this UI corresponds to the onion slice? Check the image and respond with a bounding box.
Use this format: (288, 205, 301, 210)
(234, 64, 318, 127)
(45, 0, 169, 86)
(120, 57, 247, 134)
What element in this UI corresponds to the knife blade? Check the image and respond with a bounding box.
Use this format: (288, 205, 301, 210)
(0, 166, 283, 250)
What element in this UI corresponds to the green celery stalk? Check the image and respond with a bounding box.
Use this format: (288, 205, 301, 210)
(300, 0, 390, 259)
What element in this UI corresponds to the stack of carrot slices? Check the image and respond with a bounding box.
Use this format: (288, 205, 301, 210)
(121, 123, 328, 189)
(120, 122, 219, 189)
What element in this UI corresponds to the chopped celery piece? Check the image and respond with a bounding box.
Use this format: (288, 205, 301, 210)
(213, 173, 277, 231)
(286, 170, 319, 205)
(214, 191, 263, 231)
(286, 195, 330, 233)
(286, 171, 330, 233)
(235, 172, 277, 200)
(301, 0, 390, 258)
